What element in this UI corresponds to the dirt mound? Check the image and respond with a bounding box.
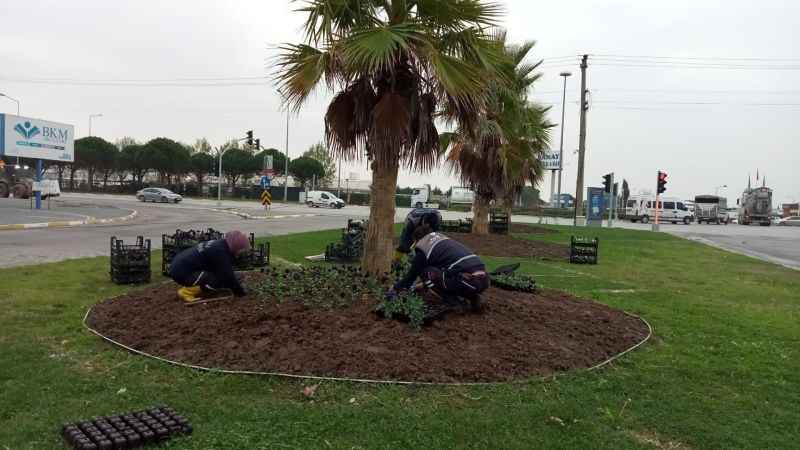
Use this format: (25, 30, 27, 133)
(445, 232, 570, 260)
(86, 278, 649, 383)
(510, 223, 559, 234)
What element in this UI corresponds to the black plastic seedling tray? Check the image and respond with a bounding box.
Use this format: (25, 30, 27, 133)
(570, 236, 599, 264)
(110, 236, 151, 285)
(61, 406, 191, 449)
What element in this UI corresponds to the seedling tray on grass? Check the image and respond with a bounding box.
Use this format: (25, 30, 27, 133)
(325, 219, 367, 262)
(61, 406, 191, 449)
(490, 273, 537, 293)
(489, 210, 509, 234)
(110, 236, 151, 285)
(570, 236, 599, 264)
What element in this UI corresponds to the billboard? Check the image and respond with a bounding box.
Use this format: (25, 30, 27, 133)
(0, 114, 74, 162)
(541, 151, 561, 170)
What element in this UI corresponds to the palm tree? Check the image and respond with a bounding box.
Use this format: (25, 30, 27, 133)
(444, 38, 552, 233)
(275, 0, 505, 274)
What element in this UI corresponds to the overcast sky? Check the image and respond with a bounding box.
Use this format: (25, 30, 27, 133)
(1, 0, 798, 204)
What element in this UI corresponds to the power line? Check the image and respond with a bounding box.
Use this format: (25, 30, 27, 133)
(592, 62, 800, 70)
(592, 54, 800, 62)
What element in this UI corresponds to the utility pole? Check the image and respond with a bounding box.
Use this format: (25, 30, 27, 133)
(608, 173, 615, 228)
(573, 54, 589, 225)
(556, 71, 572, 208)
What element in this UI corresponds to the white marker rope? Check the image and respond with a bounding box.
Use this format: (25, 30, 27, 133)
(82, 303, 652, 386)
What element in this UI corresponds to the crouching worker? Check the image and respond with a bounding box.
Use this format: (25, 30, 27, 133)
(394, 207, 442, 263)
(169, 230, 250, 302)
(390, 224, 489, 312)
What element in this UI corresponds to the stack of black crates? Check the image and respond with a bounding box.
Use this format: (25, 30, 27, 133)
(110, 236, 151, 284)
(161, 228, 269, 276)
(489, 210, 510, 234)
(325, 219, 367, 262)
(570, 236, 599, 264)
(440, 218, 473, 233)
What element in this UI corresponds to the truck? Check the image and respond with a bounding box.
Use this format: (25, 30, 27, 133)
(449, 187, 474, 206)
(737, 186, 772, 226)
(0, 164, 34, 199)
(410, 184, 439, 209)
(694, 195, 728, 224)
(625, 194, 693, 224)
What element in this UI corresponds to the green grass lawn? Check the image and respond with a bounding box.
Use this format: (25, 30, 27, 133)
(1, 226, 798, 449)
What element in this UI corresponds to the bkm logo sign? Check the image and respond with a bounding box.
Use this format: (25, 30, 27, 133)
(14, 121, 41, 140)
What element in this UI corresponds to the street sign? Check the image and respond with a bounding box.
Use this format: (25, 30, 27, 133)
(542, 151, 561, 170)
(260, 189, 272, 206)
(586, 187, 606, 227)
(265, 155, 273, 170)
(260, 175, 271, 188)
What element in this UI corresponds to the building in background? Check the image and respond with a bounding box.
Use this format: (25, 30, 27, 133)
(782, 203, 799, 218)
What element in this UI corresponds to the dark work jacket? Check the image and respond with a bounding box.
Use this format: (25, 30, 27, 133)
(169, 239, 246, 296)
(396, 208, 442, 254)
(395, 232, 485, 290)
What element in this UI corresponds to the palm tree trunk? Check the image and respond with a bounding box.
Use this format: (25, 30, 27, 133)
(362, 159, 399, 275)
(472, 195, 490, 234)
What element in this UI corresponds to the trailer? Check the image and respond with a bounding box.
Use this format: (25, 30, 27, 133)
(737, 186, 773, 226)
(694, 195, 728, 224)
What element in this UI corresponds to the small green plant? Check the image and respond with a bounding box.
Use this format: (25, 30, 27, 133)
(378, 291, 426, 330)
(252, 265, 389, 309)
(491, 273, 537, 293)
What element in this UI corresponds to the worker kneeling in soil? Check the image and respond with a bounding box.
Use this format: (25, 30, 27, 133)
(169, 230, 250, 302)
(391, 224, 489, 311)
(394, 207, 442, 262)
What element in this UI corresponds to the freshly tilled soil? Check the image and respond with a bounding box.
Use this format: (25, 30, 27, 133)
(87, 279, 649, 383)
(444, 232, 570, 260)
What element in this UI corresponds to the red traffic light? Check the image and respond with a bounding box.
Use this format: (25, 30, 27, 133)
(657, 171, 668, 194)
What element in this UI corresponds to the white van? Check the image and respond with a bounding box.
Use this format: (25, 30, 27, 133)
(410, 184, 439, 209)
(306, 191, 345, 208)
(626, 195, 693, 224)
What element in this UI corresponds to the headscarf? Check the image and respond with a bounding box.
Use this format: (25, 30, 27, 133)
(225, 230, 250, 256)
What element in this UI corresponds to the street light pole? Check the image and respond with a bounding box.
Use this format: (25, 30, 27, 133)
(1, 93, 22, 165)
(0, 93, 20, 115)
(556, 71, 572, 209)
(284, 109, 290, 203)
(217, 146, 232, 207)
(88, 113, 103, 136)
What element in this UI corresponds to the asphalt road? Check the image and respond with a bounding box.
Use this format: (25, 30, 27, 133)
(1, 193, 798, 270)
(0, 193, 471, 268)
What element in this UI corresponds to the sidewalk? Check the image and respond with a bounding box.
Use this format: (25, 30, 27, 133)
(0, 198, 137, 230)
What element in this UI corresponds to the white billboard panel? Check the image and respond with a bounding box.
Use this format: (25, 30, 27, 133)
(0, 114, 75, 162)
(541, 151, 561, 170)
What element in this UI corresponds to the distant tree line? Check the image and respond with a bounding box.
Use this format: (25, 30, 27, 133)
(47, 137, 337, 193)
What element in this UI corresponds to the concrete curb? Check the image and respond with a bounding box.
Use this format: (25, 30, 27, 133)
(211, 208, 318, 220)
(0, 209, 138, 231)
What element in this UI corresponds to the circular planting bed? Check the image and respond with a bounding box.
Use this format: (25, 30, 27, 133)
(86, 268, 650, 383)
(445, 232, 570, 260)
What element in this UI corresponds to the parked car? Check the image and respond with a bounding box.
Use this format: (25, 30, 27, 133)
(776, 216, 800, 226)
(136, 187, 182, 203)
(306, 190, 345, 208)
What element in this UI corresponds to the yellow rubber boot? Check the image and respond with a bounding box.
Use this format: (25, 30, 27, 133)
(177, 286, 203, 303)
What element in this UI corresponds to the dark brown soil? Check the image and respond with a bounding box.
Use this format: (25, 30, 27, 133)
(509, 223, 560, 235)
(87, 279, 649, 383)
(445, 232, 570, 260)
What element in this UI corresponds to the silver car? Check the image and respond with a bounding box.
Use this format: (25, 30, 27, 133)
(776, 216, 800, 226)
(136, 187, 182, 203)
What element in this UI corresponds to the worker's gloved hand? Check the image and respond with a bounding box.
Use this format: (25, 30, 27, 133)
(384, 288, 399, 302)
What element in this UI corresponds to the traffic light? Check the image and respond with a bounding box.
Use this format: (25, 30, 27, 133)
(613, 182, 618, 196)
(254, 138, 260, 150)
(602, 173, 612, 193)
(246, 130, 254, 147)
(657, 171, 668, 194)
